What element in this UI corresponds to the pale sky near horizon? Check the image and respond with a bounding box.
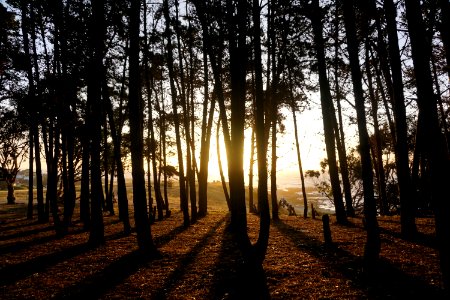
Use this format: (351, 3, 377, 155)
(207, 104, 331, 187)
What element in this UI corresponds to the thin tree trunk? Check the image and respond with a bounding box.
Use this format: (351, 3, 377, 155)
(332, 10, 354, 217)
(197, 47, 215, 218)
(269, 0, 279, 221)
(105, 89, 130, 231)
(431, 54, 449, 150)
(163, 0, 190, 227)
(438, 0, 450, 80)
(253, 0, 270, 265)
(27, 131, 34, 219)
(173, 0, 197, 223)
(104, 44, 131, 233)
(33, 124, 45, 222)
(20, 0, 35, 219)
(291, 103, 308, 218)
(217, 119, 231, 211)
(142, 7, 166, 222)
(28, 7, 45, 221)
(365, 45, 389, 216)
(248, 126, 256, 213)
(80, 125, 90, 230)
(101, 79, 115, 216)
(159, 79, 170, 216)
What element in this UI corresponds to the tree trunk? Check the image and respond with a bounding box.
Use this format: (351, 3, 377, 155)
(174, 0, 197, 223)
(87, 0, 105, 247)
(141, 7, 165, 222)
(129, 0, 156, 252)
(365, 45, 389, 216)
(80, 127, 90, 230)
(33, 124, 45, 222)
(217, 119, 231, 211)
(198, 42, 210, 217)
(104, 49, 131, 234)
(253, 0, 270, 264)
(343, 0, 380, 270)
(332, 11, 354, 217)
(310, 0, 347, 224)
(438, 0, 450, 80)
(197, 46, 215, 217)
(163, 0, 190, 227)
(7, 182, 15, 205)
(160, 95, 171, 217)
(384, 0, 417, 236)
(20, 0, 34, 217)
(46, 123, 63, 236)
(227, 0, 251, 256)
(27, 130, 34, 218)
(101, 81, 114, 216)
(405, 0, 450, 291)
(192, 0, 227, 218)
(269, 1, 279, 221)
(291, 103, 308, 218)
(248, 126, 256, 213)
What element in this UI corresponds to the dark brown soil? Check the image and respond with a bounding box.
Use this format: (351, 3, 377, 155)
(0, 204, 445, 299)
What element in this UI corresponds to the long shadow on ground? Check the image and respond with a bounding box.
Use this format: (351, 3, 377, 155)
(0, 220, 42, 231)
(0, 219, 121, 255)
(274, 220, 445, 299)
(346, 217, 437, 250)
(378, 227, 437, 249)
(0, 225, 55, 241)
(151, 215, 227, 299)
(56, 215, 227, 299)
(208, 219, 270, 299)
(0, 229, 131, 286)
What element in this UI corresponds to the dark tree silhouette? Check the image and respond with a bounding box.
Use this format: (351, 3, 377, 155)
(342, 0, 380, 270)
(309, 0, 347, 224)
(405, 0, 450, 291)
(87, 0, 105, 246)
(128, 0, 156, 253)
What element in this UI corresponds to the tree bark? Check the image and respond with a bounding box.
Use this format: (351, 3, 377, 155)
(292, 102, 308, 218)
(87, 0, 105, 247)
(384, 0, 417, 236)
(174, 0, 197, 223)
(332, 10, 354, 217)
(142, 8, 164, 221)
(405, 0, 450, 291)
(79, 126, 90, 230)
(216, 119, 231, 211)
(226, 0, 251, 257)
(163, 0, 190, 227)
(248, 126, 256, 213)
(310, 0, 347, 224)
(343, 0, 380, 270)
(365, 44, 389, 216)
(129, 0, 156, 252)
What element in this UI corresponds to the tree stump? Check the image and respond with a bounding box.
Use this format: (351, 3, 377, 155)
(322, 214, 332, 245)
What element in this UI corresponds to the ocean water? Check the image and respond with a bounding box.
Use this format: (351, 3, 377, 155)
(275, 173, 336, 214)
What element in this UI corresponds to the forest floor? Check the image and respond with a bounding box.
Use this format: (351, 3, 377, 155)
(0, 186, 446, 299)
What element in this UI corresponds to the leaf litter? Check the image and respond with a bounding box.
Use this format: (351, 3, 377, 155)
(0, 208, 445, 299)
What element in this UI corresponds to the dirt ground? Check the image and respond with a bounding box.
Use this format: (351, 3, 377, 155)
(0, 196, 445, 299)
